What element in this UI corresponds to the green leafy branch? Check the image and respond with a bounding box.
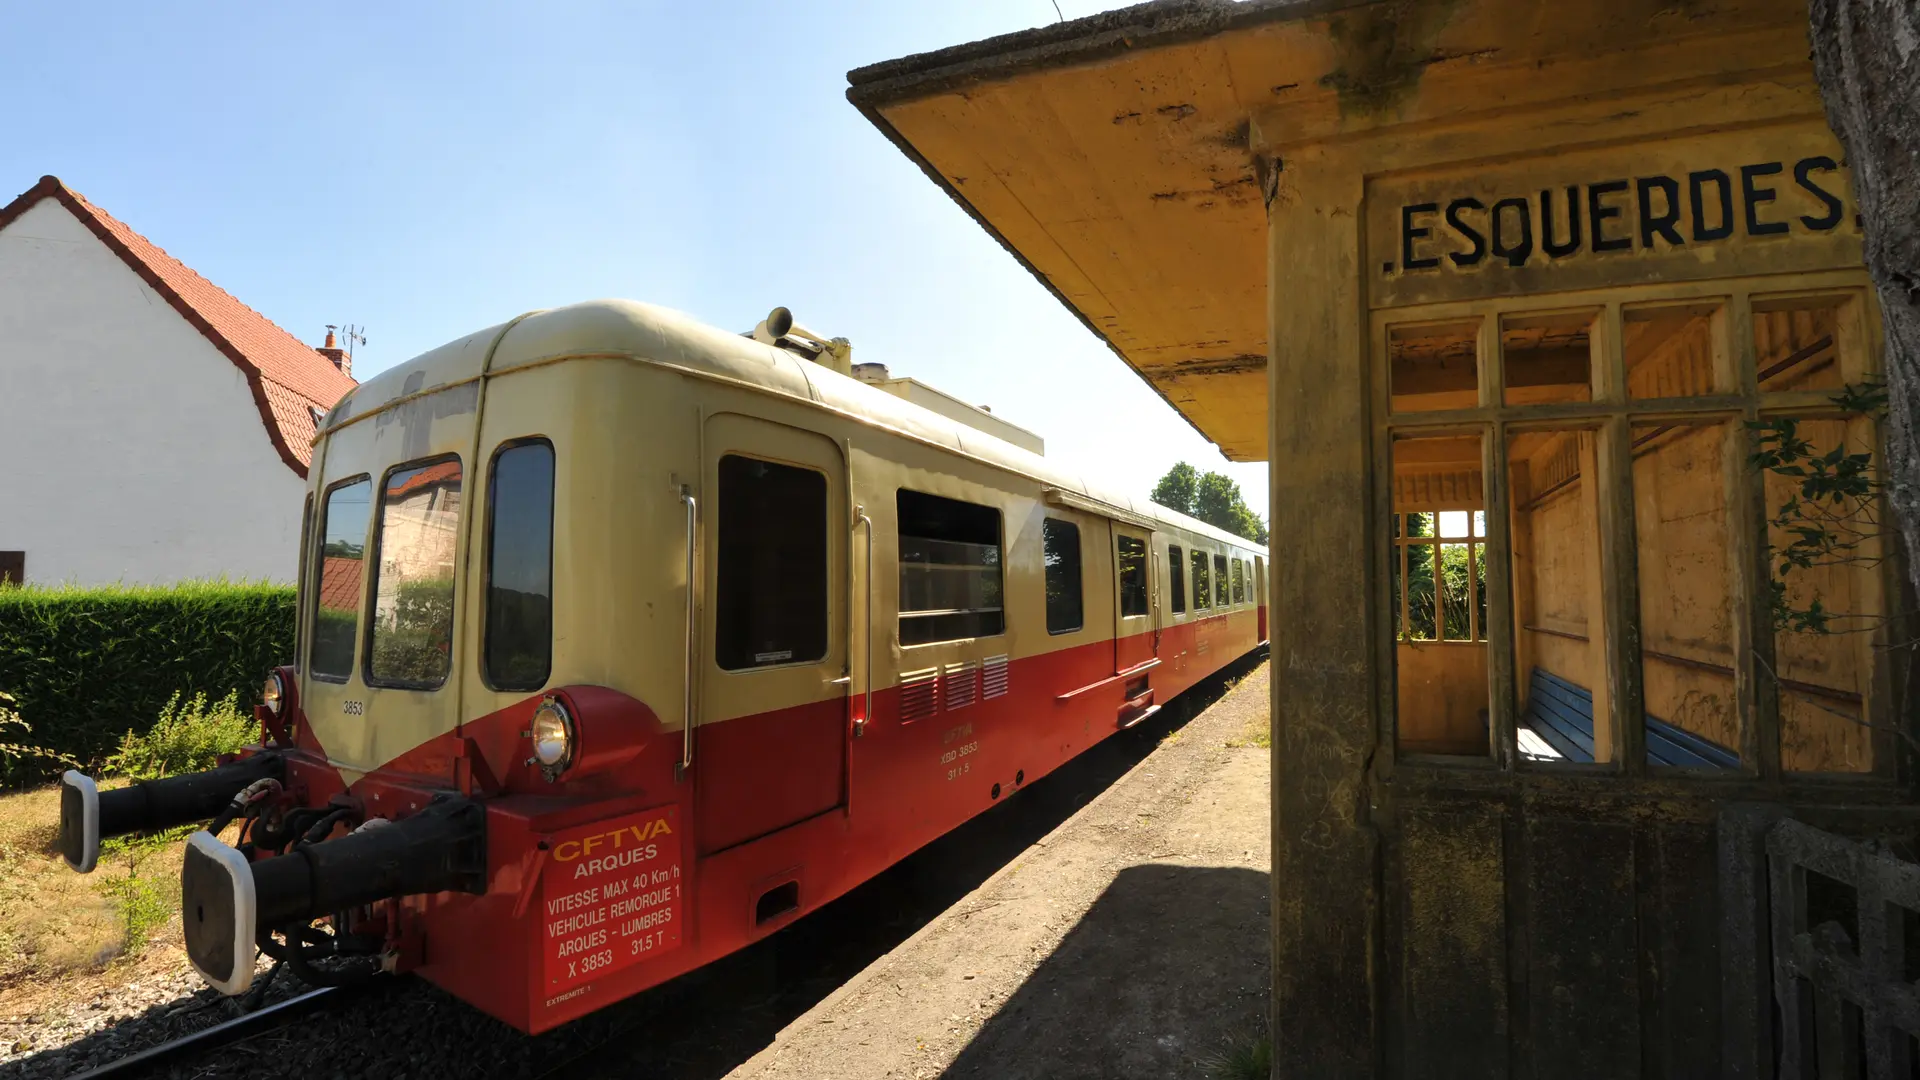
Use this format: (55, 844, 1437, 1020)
(1747, 380, 1890, 636)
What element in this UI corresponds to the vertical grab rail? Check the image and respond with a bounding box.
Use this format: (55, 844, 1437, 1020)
(676, 486, 696, 781)
(854, 509, 874, 736)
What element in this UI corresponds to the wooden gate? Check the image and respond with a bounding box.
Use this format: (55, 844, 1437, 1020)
(1722, 807, 1920, 1078)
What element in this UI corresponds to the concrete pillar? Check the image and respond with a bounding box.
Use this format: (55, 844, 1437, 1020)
(1267, 152, 1377, 1078)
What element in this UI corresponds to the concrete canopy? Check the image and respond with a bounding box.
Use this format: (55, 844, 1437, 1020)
(849, 0, 1296, 463)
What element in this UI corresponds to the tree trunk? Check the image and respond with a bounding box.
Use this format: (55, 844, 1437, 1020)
(1808, 0, 1920, 604)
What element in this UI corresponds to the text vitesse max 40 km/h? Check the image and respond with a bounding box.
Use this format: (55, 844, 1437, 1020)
(56, 300, 1267, 1033)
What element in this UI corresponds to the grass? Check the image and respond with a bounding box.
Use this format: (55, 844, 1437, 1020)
(0, 783, 214, 998)
(1203, 1034, 1273, 1080)
(1223, 712, 1271, 750)
(0, 786, 141, 986)
(0, 687, 257, 997)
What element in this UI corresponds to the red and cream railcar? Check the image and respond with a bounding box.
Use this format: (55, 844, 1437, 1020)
(57, 300, 1266, 1033)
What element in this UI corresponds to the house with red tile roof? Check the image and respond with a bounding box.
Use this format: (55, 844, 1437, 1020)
(0, 174, 356, 585)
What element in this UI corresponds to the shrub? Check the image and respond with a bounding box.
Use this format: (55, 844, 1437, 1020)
(0, 580, 293, 784)
(103, 691, 257, 780)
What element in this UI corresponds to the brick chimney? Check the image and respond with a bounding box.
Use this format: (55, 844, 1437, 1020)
(317, 328, 351, 378)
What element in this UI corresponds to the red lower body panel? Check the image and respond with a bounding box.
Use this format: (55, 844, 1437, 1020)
(291, 609, 1260, 1033)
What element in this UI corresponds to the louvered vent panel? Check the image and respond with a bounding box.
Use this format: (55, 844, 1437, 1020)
(981, 654, 1010, 699)
(899, 666, 941, 721)
(943, 660, 979, 710)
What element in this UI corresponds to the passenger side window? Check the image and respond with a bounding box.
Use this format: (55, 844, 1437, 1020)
(1214, 554, 1229, 607)
(898, 490, 1004, 645)
(368, 458, 463, 688)
(1042, 517, 1083, 635)
(1168, 545, 1186, 614)
(310, 476, 371, 680)
(485, 440, 556, 690)
(1232, 559, 1246, 604)
(1191, 549, 1211, 609)
(1117, 535, 1148, 617)
(716, 454, 829, 670)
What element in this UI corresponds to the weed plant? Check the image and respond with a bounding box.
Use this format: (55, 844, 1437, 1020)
(103, 691, 256, 780)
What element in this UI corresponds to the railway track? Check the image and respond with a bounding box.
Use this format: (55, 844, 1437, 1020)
(65, 985, 351, 1080)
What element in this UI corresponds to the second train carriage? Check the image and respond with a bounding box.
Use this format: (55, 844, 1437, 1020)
(57, 299, 1267, 1033)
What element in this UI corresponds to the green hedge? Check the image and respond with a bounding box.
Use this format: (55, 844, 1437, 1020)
(0, 581, 294, 784)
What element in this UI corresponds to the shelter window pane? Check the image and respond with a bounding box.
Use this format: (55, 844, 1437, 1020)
(1043, 518, 1084, 634)
(311, 477, 372, 681)
(368, 458, 463, 689)
(898, 490, 1004, 646)
(1760, 414, 1884, 773)
(1753, 295, 1851, 394)
(1503, 310, 1597, 406)
(1632, 422, 1739, 769)
(1626, 302, 1727, 399)
(1168, 545, 1186, 614)
(1389, 319, 1481, 414)
(1393, 432, 1489, 757)
(1509, 429, 1613, 765)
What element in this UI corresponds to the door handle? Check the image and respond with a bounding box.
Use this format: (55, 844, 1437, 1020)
(854, 508, 874, 736)
(677, 486, 696, 781)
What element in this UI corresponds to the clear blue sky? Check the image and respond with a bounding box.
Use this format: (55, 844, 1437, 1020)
(1, 0, 1268, 517)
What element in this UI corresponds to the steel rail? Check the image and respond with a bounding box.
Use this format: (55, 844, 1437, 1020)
(66, 985, 348, 1080)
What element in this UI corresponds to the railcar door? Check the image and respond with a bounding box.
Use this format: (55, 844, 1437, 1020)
(694, 413, 849, 856)
(1112, 525, 1156, 673)
(1254, 555, 1267, 644)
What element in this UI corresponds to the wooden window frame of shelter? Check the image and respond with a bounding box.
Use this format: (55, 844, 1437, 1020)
(1375, 268, 1898, 781)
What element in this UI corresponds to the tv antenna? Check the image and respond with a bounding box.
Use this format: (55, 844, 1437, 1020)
(325, 324, 368, 360)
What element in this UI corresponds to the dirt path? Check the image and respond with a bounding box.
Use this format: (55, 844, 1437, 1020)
(728, 661, 1272, 1080)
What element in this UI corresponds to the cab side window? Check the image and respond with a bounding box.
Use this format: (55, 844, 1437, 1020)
(485, 440, 555, 690)
(1042, 517, 1083, 635)
(367, 457, 463, 688)
(310, 476, 371, 680)
(294, 493, 312, 673)
(716, 454, 828, 670)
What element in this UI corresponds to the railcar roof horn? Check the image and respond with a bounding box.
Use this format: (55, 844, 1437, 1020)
(748, 306, 854, 374)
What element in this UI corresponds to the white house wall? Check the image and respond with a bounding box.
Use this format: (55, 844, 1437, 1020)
(0, 199, 306, 585)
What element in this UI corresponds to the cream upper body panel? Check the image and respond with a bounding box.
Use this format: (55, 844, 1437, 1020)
(300, 299, 1266, 777)
(322, 298, 1258, 554)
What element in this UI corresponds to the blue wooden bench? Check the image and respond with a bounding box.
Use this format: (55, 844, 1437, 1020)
(1521, 667, 1738, 769)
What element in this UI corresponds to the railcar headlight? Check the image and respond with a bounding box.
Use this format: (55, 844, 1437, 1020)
(530, 698, 575, 776)
(262, 671, 285, 716)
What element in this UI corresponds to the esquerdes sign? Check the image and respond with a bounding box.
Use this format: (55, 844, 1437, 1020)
(1366, 124, 1864, 308)
(540, 806, 684, 997)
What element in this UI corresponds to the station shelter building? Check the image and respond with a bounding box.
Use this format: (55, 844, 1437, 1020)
(851, 0, 1917, 1074)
